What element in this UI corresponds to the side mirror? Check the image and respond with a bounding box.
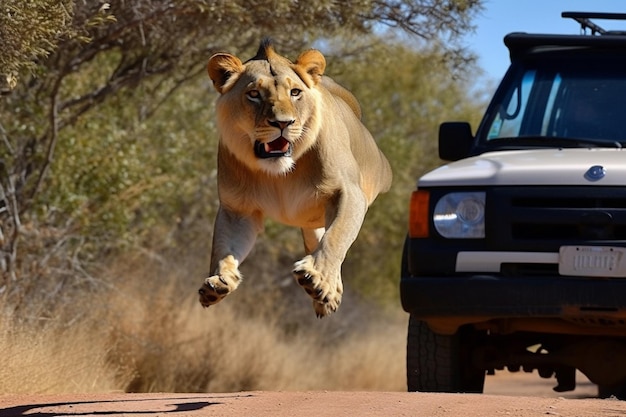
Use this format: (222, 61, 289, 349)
(438, 122, 474, 161)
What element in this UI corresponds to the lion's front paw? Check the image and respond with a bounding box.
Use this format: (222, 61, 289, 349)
(293, 255, 343, 318)
(198, 256, 241, 308)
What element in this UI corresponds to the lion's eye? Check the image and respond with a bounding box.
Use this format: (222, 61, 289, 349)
(246, 90, 261, 101)
(290, 88, 302, 97)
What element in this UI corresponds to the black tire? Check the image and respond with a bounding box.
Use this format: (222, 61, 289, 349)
(407, 315, 485, 393)
(598, 383, 626, 400)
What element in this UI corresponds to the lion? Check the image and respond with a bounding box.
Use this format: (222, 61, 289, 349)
(199, 39, 392, 317)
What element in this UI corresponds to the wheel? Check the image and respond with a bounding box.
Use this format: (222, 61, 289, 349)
(598, 383, 626, 400)
(407, 315, 485, 393)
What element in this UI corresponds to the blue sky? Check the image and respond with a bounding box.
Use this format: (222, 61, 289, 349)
(467, 1, 625, 85)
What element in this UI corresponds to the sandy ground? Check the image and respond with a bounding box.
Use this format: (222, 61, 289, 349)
(0, 372, 624, 417)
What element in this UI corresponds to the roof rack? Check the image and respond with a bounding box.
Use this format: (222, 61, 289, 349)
(562, 11, 626, 35)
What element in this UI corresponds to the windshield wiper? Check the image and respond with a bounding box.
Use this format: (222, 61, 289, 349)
(562, 136, 624, 148)
(486, 136, 625, 149)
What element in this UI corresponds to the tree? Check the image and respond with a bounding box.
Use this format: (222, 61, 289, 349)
(0, 0, 75, 92)
(0, 0, 484, 309)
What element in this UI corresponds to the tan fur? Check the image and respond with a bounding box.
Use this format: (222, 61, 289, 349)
(199, 40, 392, 317)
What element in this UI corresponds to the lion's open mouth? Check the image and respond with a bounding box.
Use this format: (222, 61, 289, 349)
(254, 137, 293, 159)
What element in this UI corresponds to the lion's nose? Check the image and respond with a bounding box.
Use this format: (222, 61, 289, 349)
(269, 119, 295, 131)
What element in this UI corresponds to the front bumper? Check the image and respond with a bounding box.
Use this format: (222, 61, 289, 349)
(400, 274, 626, 318)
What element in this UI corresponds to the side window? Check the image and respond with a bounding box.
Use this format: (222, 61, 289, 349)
(486, 71, 536, 140)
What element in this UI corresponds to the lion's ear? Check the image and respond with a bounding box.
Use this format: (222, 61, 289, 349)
(295, 49, 326, 85)
(207, 53, 244, 94)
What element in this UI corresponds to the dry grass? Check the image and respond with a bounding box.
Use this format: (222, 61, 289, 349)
(0, 253, 407, 394)
(0, 315, 125, 393)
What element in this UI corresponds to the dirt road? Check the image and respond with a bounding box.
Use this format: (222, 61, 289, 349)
(1, 372, 624, 417)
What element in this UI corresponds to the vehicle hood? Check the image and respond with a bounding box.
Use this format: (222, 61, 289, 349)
(418, 148, 626, 187)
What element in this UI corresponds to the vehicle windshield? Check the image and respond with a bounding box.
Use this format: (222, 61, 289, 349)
(481, 54, 626, 148)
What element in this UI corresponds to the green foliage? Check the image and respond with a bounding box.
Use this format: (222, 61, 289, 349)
(0, 0, 74, 84)
(47, 78, 219, 254)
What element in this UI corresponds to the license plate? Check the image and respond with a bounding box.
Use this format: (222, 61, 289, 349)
(559, 246, 626, 277)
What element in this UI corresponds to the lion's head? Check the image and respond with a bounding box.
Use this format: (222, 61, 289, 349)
(207, 39, 326, 175)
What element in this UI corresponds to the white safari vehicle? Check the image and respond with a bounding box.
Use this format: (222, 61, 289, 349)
(401, 12, 626, 398)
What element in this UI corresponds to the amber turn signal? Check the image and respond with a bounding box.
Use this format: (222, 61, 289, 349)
(409, 190, 429, 238)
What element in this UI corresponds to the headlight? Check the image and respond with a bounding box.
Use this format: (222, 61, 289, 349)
(433, 192, 485, 238)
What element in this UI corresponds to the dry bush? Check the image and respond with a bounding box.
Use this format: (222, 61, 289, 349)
(0, 314, 129, 393)
(0, 250, 406, 394)
(104, 252, 407, 393)
(113, 299, 406, 393)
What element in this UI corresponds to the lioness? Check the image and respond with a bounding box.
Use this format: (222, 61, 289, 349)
(199, 39, 392, 317)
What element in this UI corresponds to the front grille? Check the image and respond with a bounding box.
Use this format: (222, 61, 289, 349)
(512, 196, 626, 209)
(488, 187, 626, 251)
